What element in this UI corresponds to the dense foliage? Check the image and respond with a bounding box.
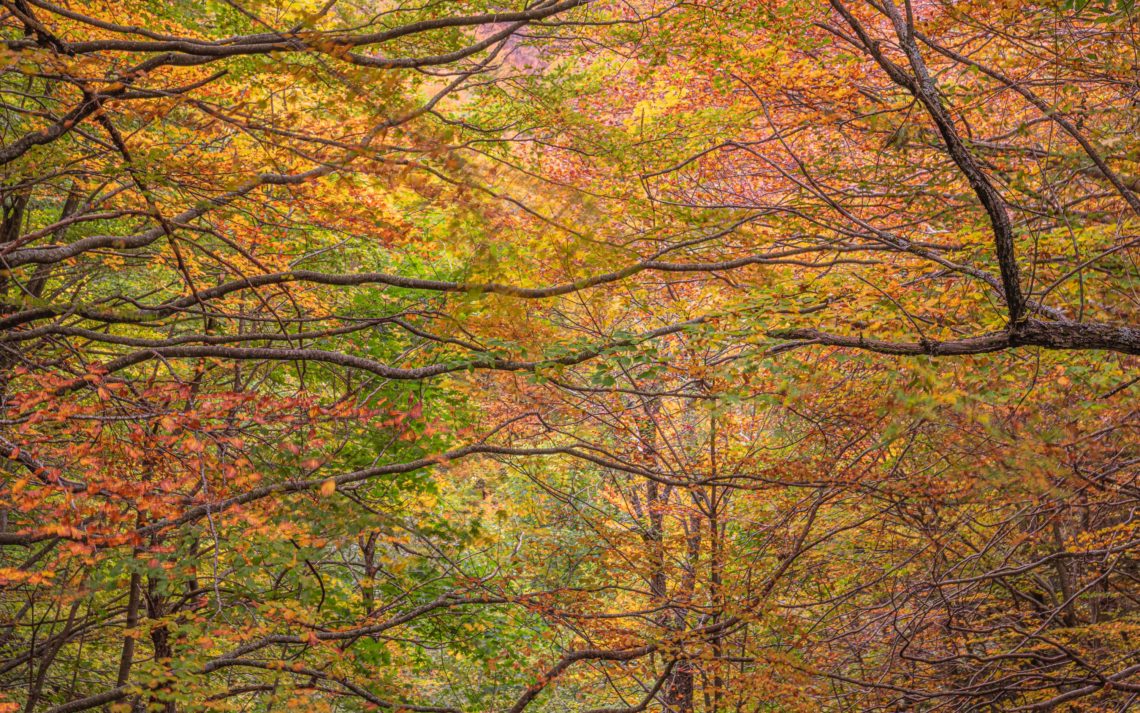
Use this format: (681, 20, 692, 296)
(1, 0, 1138, 710)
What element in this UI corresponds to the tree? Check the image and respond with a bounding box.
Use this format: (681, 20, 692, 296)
(2, 0, 1138, 711)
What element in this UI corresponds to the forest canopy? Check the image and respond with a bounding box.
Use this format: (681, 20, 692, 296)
(1, 0, 1139, 711)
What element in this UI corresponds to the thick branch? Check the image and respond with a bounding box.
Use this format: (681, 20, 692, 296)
(769, 318, 1140, 357)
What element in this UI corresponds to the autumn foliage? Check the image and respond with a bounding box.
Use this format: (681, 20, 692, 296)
(1, 0, 1138, 711)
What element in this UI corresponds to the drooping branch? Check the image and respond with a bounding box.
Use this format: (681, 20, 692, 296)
(58, 317, 703, 392)
(915, 29, 1140, 218)
(0, 0, 589, 166)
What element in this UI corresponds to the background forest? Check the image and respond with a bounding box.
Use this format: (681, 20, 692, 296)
(1, 0, 1139, 711)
